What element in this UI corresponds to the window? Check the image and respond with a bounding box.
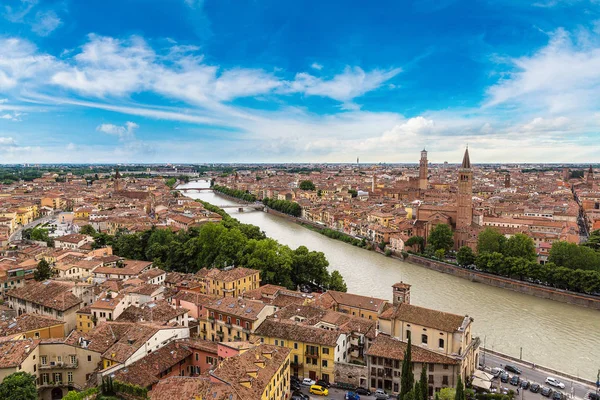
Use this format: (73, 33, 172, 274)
(54, 372, 62, 383)
(88, 355, 92, 362)
(42, 373, 49, 385)
(41, 356, 47, 365)
(275, 340, 279, 346)
(236, 318, 240, 325)
(429, 364, 434, 372)
(70, 355, 76, 364)
(421, 334, 428, 345)
(322, 347, 329, 355)
(294, 342, 298, 349)
(406, 330, 411, 340)
(322, 360, 328, 367)
(394, 383, 399, 393)
(429, 375, 434, 384)
(34, 332, 40, 338)
(67, 372, 73, 383)
(443, 364, 449, 370)
(439, 339, 445, 348)
(442, 376, 449, 385)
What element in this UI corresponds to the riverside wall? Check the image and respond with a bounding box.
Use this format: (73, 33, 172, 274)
(406, 254, 600, 311)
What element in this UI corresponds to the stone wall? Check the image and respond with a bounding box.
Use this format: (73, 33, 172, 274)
(406, 254, 600, 310)
(334, 362, 368, 387)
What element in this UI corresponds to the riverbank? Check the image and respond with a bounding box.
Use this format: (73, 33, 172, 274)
(207, 189, 600, 310)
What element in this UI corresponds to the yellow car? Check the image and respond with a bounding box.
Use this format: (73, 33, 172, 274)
(310, 385, 329, 396)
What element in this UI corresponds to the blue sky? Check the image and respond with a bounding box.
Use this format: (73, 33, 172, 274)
(1, 0, 600, 163)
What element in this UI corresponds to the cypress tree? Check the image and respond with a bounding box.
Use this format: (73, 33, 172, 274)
(399, 336, 414, 400)
(455, 375, 465, 400)
(414, 381, 422, 400)
(420, 363, 429, 400)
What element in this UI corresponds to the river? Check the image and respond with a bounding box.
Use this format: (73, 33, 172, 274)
(179, 181, 600, 381)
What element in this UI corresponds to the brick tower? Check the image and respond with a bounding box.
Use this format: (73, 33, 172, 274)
(392, 282, 411, 305)
(587, 165, 594, 186)
(456, 147, 473, 231)
(419, 149, 428, 190)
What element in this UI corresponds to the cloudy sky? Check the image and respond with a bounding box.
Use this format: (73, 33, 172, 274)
(1, 0, 600, 163)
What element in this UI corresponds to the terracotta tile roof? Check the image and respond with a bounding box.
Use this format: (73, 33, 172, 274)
(211, 344, 290, 399)
(197, 266, 259, 282)
(7, 280, 82, 311)
(254, 318, 341, 347)
(55, 233, 90, 244)
(113, 341, 192, 388)
(149, 376, 237, 400)
(206, 297, 268, 321)
(0, 313, 65, 338)
(0, 339, 39, 368)
(115, 300, 187, 324)
(178, 338, 218, 354)
(173, 291, 218, 306)
(379, 302, 467, 333)
(321, 290, 388, 313)
(366, 334, 458, 365)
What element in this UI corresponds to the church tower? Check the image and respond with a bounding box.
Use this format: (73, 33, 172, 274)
(587, 165, 594, 186)
(114, 169, 121, 192)
(419, 149, 428, 190)
(456, 147, 473, 231)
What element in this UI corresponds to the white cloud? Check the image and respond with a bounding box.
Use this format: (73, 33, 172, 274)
(0, 37, 61, 90)
(311, 62, 323, 70)
(0, 137, 17, 145)
(96, 121, 139, 140)
(31, 10, 62, 36)
(3, 0, 37, 23)
(0, 112, 22, 121)
(66, 142, 76, 151)
(486, 27, 600, 113)
(521, 116, 570, 131)
(285, 66, 401, 102)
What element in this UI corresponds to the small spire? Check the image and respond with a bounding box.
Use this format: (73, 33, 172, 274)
(589, 165, 593, 173)
(461, 147, 471, 169)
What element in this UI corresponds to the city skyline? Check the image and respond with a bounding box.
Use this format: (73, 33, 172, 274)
(1, 0, 600, 163)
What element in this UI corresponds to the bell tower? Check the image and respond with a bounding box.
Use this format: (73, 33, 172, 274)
(419, 149, 428, 190)
(114, 169, 121, 192)
(456, 147, 473, 231)
(587, 165, 594, 186)
(392, 282, 411, 305)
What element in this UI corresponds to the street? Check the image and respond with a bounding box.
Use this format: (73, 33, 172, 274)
(295, 385, 379, 400)
(8, 215, 54, 243)
(482, 353, 596, 400)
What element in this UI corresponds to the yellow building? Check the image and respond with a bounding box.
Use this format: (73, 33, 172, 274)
(211, 343, 291, 400)
(368, 211, 394, 227)
(0, 314, 66, 340)
(76, 306, 94, 333)
(197, 266, 260, 297)
(254, 319, 345, 383)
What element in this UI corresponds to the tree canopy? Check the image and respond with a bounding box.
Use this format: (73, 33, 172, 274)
(503, 233, 536, 261)
(108, 201, 347, 291)
(0, 372, 37, 400)
(456, 246, 475, 266)
(428, 224, 454, 253)
(34, 259, 52, 281)
(477, 228, 506, 254)
(299, 180, 316, 191)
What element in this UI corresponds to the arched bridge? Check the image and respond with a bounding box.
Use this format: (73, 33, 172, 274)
(215, 204, 265, 212)
(178, 187, 213, 191)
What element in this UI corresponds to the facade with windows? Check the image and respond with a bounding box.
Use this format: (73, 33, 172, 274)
(204, 297, 274, 342)
(366, 335, 460, 396)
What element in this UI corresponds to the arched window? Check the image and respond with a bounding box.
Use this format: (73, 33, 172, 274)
(421, 334, 428, 345)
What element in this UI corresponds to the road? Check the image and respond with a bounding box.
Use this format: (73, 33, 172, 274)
(295, 385, 378, 400)
(8, 215, 54, 243)
(482, 353, 596, 400)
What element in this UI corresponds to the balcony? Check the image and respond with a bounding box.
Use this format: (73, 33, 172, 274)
(39, 361, 78, 370)
(290, 361, 303, 368)
(38, 381, 81, 390)
(304, 351, 319, 358)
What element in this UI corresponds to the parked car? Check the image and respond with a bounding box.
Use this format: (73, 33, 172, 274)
(291, 391, 309, 400)
(302, 378, 316, 386)
(552, 392, 564, 400)
(491, 367, 503, 378)
(375, 389, 390, 399)
(345, 392, 361, 400)
(310, 385, 329, 396)
(500, 373, 510, 383)
(291, 381, 301, 391)
(291, 375, 300, 384)
(520, 380, 530, 389)
(541, 387, 553, 397)
(316, 379, 330, 388)
(546, 377, 566, 389)
(505, 364, 522, 374)
(510, 375, 520, 386)
(530, 383, 541, 393)
(355, 387, 372, 395)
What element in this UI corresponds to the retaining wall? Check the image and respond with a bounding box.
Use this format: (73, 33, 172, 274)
(406, 255, 600, 310)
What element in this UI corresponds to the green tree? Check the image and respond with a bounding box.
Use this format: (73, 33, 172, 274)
(549, 241, 600, 271)
(34, 259, 52, 281)
(503, 233, 536, 261)
(414, 381, 422, 400)
(438, 388, 456, 400)
(299, 180, 316, 191)
(428, 224, 454, 253)
(419, 364, 428, 400)
(434, 248, 446, 260)
(456, 246, 475, 266)
(79, 225, 97, 236)
(477, 228, 506, 254)
(0, 372, 37, 400)
(348, 189, 358, 198)
(291, 246, 330, 288)
(583, 229, 600, 251)
(328, 270, 347, 292)
(455, 375, 465, 400)
(399, 336, 414, 400)
(406, 236, 425, 253)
